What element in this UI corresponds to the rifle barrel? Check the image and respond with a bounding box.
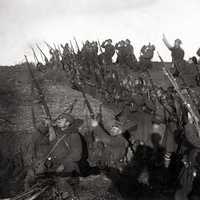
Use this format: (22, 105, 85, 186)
(158, 52, 200, 137)
(25, 56, 52, 121)
(36, 44, 48, 63)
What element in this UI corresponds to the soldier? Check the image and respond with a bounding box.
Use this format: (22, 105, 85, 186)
(188, 56, 198, 65)
(124, 39, 137, 67)
(115, 40, 127, 65)
(159, 87, 188, 168)
(50, 113, 83, 174)
(196, 48, 200, 64)
(88, 116, 128, 170)
(119, 77, 156, 147)
(175, 113, 200, 200)
(49, 49, 61, 69)
(162, 34, 185, 77)
(139, 43, 155, 71)
(101, 39, 115, 65)
(188, 151, 200, 200)
(25, 113, 83, 190)
(90, 41, 99, 66)
(61, 43, 73, 70)
(81, 40, 91, 69)
(81, 41, 98, 75)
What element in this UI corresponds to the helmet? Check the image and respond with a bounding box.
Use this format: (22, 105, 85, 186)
(120, 40, 126, 45)
(107, 39, 112, 43)
(125, 39, 131, 44)
(150, 44, 155, 51)
(57, 113, 74, 125)
(110, 126, 122, 136)
(49, 49, 54, 54)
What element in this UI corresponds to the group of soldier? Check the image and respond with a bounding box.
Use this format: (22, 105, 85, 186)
(6, 35, 200, 200)
(34, 38, 156, 72)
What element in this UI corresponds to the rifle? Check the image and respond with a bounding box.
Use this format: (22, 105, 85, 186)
(76, 84, 95, 119)
(36, 44, 49, 64)
(145, 70, 177, 122)
(44, 41, 54, 51)
(7, 185, 49, 200)
(30, 47, 46, 73)
(98, 40, 103, 54)
(70, 40, 75, 54)
(30, 47, 40, 64)
(53, 43, 62, 57)
(53, 43, 58, 50)
(73, 37, 80, 53)
(25, 56, 54, 124)
(58, 44, 63, 54)
(158, 52, 200, 137)
(75, 83, 112, 135)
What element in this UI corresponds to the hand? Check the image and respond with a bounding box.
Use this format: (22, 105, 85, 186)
(91, 119, 98, 127)
(44, 118, 51, 127)
(162, 33, 166, 39)
(138, 169, 149, 185)
(49, 127, 56, 142)
(56, 164, 65, 173)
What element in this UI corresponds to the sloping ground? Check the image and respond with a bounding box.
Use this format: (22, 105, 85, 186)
(0, 62, 199, 159)
(0, 62, 199, 199)
(0, 65, 116, 167)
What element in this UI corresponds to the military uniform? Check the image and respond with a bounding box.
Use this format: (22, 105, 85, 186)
(51, 124, 83, 173)
(124, 40, 137, 67)
(49, 49, 61, 70)
(24, 116, 83, 190)
(122, 90, 156, 147)
(139, 44, 155, 71)
(88, 124, 128, 169)
(115, 41, 127, 65)
(61, 43, 74, 70)
(101, 40, 115, 65)
(169, 46, 185, 77)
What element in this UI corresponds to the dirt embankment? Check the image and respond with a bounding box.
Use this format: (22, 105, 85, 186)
(0, 65, 115, 162)
(0, 61, 198, 161)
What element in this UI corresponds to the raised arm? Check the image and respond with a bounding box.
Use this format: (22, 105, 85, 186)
(101, 41, 106, 48)
(162, 34, 173, 50)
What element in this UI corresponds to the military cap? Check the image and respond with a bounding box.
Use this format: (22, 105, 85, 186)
(57, 113, 84, 128)
(57, 113, 74, 124)
(125, 39, 131, 44)
(175, 38, 182, 44)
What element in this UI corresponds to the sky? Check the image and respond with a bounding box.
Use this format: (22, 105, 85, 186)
(0, 0, 199, 65)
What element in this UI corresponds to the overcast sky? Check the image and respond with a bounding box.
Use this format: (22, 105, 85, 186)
(0, 0, 199, 65)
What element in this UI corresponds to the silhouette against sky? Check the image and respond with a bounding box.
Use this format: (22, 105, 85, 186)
(0, 0, 199, 65)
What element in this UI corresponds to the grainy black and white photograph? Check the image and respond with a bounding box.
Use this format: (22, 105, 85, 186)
(0, 0, 200, 199)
